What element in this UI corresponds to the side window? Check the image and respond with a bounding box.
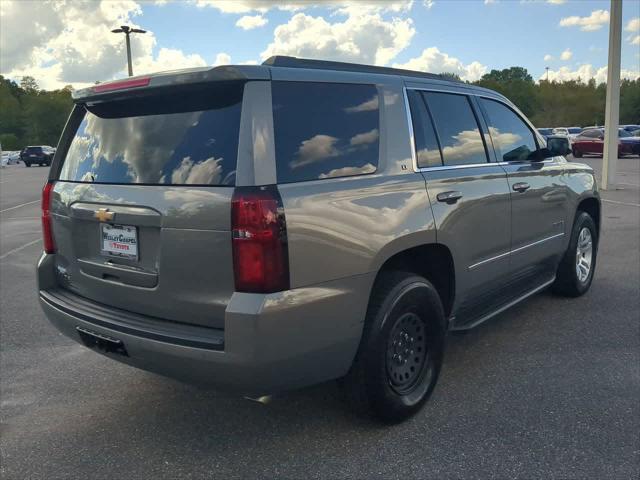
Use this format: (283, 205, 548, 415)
(423, 92, 488, 166)
(272, 81, 379, 183)
(480, 98, 539, 162)
(407, 90, 442, 168)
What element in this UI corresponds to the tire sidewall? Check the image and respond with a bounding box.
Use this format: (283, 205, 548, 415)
(363, 276, 446, 420)
(568, 212, 598, 294)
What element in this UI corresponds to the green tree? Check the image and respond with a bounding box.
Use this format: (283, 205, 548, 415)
(475, 67, 539, 117)
(19, 76, 39, 94)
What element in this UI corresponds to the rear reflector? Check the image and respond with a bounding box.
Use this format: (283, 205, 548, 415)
(41, 181, 56, 254)
(92, 77, 150, 93)
(231, 186, 289, 293)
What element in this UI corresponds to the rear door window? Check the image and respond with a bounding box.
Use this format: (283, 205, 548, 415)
(58, 83, 244, 186)
(407, 90, 442, 168)
(272, 81, 379, 183)
(480, 98, 539, 162)
(423, 92, 488, 166)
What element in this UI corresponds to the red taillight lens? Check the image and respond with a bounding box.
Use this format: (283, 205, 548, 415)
(41, 181, 56, 254)
(231, 186, 289, 293)
(92, 76, 150, 93)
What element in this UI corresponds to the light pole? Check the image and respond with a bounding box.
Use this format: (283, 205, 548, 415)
(111, 25, 146, 77)
(545, 66, 549, 82)
(602, 0, 622, 190)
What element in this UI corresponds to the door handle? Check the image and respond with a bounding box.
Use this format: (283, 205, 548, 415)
(436, 191, 463, 204)
(512, 182, 530, 193)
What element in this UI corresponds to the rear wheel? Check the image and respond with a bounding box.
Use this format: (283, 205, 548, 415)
(24, 162, 31, 167)
(553, 211, 597, 297)
(572, 147, 582, 158)
(343, 271, 446, 423)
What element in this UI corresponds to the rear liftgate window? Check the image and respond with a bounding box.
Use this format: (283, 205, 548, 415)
(58, 83, 244, 186)
(272, 81, 380, 183)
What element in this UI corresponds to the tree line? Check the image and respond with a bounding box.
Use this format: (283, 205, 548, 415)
(1, 68, 639, 151)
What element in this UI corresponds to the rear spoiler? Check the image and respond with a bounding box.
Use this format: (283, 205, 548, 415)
(72, 65, 270, 103)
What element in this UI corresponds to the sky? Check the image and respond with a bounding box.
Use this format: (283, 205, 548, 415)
(1, 0, 639, 90)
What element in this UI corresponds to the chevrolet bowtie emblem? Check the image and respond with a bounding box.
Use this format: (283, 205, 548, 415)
(94, 208, 114, 222)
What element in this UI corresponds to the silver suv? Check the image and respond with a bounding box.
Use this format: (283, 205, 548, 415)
(38, 57, 600, 422)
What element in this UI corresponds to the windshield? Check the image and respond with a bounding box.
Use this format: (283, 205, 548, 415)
(538, 128, 552, 135)
(568, 128, 582, 134)
(25, 147, 43, 153)
(58, 83, 244, 186)
(619, 129, 631, 138)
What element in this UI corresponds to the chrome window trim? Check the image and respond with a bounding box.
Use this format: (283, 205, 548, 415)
(402, 88, 419, 173)
(468, 232, 565, 270)
(403, 85, 553, 173)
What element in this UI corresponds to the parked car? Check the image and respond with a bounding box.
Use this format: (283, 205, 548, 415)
(537, 128, 554, 139)
(553, 127, 582, 143)
(572, 128, 640, 157)
(21, 146, 55, 167)
(37, 57, 601, 422)
(630, 129, 640, 137)
(621, 124, 640, 133)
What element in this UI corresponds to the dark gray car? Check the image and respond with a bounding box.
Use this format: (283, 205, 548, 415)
(37, 57, 600, 422)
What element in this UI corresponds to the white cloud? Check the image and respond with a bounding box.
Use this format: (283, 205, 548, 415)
(560, 48, 572, 61)
(484, 0, 497, 5)
(625, 18, 640, 32)
(423, 0, 435, 8)
(213, 52, 232, 66)
(171, 156, 224, 185)
(559, 9, 609, 32)
(193, 0, 413, 14)
(542, 64, 640, 84)
(393, 47, 488, 81)
(631, 35, 640, 46)
(261, 12, 415, 66)
(235, 14, 268, 30)
(134, 48, 207, 75)
(0, 0, 205, 89)
(544, 54, 553, 61)
(292, 134, 340, 168)
(350, 129, 379, 146)
(546, 0, 566, 4)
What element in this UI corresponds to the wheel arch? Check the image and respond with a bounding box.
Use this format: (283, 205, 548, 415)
(370, 240, 456, 319)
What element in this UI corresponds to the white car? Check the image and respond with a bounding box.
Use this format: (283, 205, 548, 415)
(1, 151, 21, 165)
(553, 127, 582, 144)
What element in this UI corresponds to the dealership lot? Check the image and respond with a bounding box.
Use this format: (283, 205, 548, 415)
(1, 158, 638, 479)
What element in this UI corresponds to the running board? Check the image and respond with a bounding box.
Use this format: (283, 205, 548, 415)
(450, 277, 555, 331)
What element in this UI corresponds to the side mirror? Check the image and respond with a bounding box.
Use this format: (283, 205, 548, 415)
(545, 137, 571, 157)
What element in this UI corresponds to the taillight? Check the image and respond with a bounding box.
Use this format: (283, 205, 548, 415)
(92, 76, 150, 93)
(231, 186, 289, 293)
(41, 181, 55, 254)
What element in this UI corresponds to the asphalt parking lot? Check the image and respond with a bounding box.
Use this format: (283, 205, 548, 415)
(1, 157, 639, 479)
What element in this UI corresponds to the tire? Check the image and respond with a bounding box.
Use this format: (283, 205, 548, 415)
(552, 211, 598, 297)
(572, 147, 582, 158)
(24, 162, 31, 167)
(343, 271, 446, 423)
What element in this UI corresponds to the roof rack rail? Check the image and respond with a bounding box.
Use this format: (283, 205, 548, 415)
(262, 56, 461, 83)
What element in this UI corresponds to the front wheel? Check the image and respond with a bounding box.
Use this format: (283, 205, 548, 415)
(553, 211, 598, 297)
(343, 272, 446, 423)
(24, 162, 31, 167)
(572, 147, 582, 158)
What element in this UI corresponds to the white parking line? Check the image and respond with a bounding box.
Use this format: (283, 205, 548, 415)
(0, 238, 41, 260)
(602, 199, 640, 207)
(0, 200, 39, 214)
(618, 182, 640, 188)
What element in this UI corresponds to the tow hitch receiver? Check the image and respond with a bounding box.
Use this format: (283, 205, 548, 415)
(77, 327, 128, 357)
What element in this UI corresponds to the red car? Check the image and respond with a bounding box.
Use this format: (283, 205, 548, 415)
(572, 128, 640, 157)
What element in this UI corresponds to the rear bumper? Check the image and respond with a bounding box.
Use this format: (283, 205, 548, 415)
(37, 253, 372, 394)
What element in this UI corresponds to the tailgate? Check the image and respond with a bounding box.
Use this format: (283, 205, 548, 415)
(47, 82, 245, 330)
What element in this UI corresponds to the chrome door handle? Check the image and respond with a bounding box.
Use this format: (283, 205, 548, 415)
(512, 182, 530, 193)
(436, 191, 463, 204)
